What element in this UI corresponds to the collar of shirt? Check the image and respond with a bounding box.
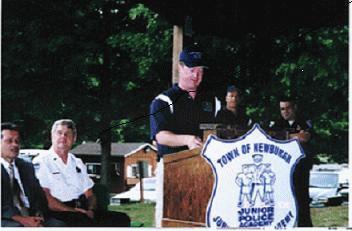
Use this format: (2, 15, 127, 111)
(0, 157, 12, 174)
(1, 158, 22, 185)
(0, 157, 30, 207)
(288, 120, 295, 126)
(173, 84, 195, 99)
(0, 157, 22, 180)
(1, 157, 21, 180)
(48, 147, 74, 166)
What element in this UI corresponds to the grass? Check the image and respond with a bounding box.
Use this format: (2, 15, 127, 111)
(311, 205, 348, 227)
(109, 203, 348, 227)
(109, 202, 155, 227)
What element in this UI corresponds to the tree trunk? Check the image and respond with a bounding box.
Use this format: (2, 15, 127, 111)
(100, 124, 111, 188)
(99, 57, 112, 188)
(99, 2, 113, 189)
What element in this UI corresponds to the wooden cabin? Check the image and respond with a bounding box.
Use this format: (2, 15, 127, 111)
(71, 142, 157, 193)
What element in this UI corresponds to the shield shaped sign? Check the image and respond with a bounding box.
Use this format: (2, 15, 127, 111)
(201, 124, 304, 228)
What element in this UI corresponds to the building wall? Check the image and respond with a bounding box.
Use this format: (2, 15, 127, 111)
(76, 148, 157, 193)
(124, 149, 158, 188)
(78, 155, 126, 193)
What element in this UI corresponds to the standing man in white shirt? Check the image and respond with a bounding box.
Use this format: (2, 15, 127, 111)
(1, 122, 65, 227)
(33, 119, 130, 227)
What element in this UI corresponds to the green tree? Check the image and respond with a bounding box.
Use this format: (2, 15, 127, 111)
(272, 26, 348, 162)
(2, 0, 172, 188)
(189, 26, 347, 163)
(2, 0, 347, 179)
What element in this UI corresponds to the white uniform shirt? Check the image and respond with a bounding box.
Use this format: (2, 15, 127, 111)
(1, 158, 30, 208)
(33, 149, 94, 202)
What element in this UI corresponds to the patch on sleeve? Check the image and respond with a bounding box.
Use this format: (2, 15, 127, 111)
(33, 162, 40, 170)
(306, 120, 312, 129)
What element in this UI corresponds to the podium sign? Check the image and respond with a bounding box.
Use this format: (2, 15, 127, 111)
(201, 124, 304, 228)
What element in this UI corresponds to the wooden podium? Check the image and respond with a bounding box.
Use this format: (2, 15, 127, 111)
(162, 148, 212, 227)
(161, 125, 289, 227)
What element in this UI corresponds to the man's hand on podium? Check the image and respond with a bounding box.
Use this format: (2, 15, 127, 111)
(186, 135, 202, 150)
(156, 131, 203, 149)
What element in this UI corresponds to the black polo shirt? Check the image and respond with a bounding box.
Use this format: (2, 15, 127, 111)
(271, 117, 312, 134)
(271, 116, 313, 162)
(150, 84, 215, 157)
(215, 107, 251, 129)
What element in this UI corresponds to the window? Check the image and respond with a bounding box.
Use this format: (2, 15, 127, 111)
(127, 164, 139, 178)
(86, 163, 120, 177)
(114, 163, 121, 176)
(127, 162, 152, 178)
(87, 163, 101, 175)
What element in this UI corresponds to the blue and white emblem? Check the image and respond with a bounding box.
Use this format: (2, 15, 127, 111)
(201, 124, 304, 228)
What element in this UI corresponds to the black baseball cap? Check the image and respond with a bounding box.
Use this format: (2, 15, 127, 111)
(179, 47, 207, 68)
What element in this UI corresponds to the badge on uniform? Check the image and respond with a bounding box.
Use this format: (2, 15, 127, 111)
(201, 124, 304, 228)
(202, 101, 213, 112)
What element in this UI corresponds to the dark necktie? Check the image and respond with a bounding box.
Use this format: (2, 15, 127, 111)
(9, 163, 29, 216)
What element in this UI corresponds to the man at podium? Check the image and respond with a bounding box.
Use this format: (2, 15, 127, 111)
(270, 97, 313, 227)
(150, 46, 215, 227)
(150, 46, 214, 157)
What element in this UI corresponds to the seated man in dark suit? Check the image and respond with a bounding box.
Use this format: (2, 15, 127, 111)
(1, 122, 65, 227)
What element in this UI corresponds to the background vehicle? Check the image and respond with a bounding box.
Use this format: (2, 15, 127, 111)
(110, 177, 156, 205)
(18, 149, 48, 162)
(309, 164, 349, 207)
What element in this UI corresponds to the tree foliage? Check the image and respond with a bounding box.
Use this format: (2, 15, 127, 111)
(190, 26, 347, 163)
(271, 26, 348, 162)
(2, 1, 171, 144)
(2, 0, 347, 170)
(2, 0, 172, 187)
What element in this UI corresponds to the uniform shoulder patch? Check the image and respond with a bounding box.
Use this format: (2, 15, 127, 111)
(33, 162, 40, 170)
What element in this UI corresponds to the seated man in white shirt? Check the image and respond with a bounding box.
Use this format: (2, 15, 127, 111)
(33, 119, 130, 227)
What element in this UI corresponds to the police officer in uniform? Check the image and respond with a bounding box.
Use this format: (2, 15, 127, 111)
(150, 46, 216, 227)
(216, 85, 252, 139)
(270, 97, 313, 227)
(33, 119, 130, 227)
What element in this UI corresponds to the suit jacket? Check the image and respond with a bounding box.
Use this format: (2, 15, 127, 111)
(1, 158, 48, 219)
